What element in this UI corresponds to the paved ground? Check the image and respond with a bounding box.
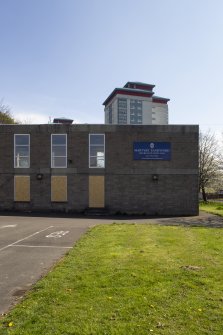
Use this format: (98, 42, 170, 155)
(0, 211, 222, 315)
(153, 211, 223, 228)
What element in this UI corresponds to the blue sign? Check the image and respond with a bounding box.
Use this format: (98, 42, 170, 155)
(133, 142, 171, 160)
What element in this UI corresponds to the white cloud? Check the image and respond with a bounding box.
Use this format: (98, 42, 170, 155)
(14, 112, 50, 124)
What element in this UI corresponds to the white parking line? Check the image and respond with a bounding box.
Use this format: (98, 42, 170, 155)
(11, 244, 72, 249)
(0, 226, 54, 252)
(0, 225, 17, 229)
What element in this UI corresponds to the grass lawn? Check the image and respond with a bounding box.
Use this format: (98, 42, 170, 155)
(200, 201, 223, 217)
(1, 224, 223, 335)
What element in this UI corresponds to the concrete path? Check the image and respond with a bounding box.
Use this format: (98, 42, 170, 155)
(0, 211, 222, 315)
(151, 211, 223, 228)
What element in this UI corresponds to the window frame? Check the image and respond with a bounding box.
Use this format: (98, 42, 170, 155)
(51, 134, 67, 168)
(89, 133, 105, 169)
(14, 134, 30, 168)
(130, 99, 143, 125)
(108, 104, 113, 124)
(118, 98, 127, 124)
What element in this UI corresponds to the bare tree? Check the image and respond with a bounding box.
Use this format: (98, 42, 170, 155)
(199, 131, 222, 201)
(0, 99, 17, 124)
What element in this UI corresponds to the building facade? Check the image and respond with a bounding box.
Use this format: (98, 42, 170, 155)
(0, 124, 198, 215)
(103, 82, 169, 125)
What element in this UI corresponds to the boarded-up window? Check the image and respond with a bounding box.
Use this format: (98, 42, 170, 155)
(89, 176, 104, 208)
(51, 176, 67, 202)
(14, 176, 30, 202)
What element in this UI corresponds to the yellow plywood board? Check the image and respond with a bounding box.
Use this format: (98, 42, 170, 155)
(14, 176, 30, 202)
(89, 175, 104, 208)
(51, 176, 67, 202)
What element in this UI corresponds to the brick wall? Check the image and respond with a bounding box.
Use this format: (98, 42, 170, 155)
(0, 124, 199, 215)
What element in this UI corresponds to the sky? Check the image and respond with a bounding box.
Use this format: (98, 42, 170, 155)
(0, 0, 223, 135)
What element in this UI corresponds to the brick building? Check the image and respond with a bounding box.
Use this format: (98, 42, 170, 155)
(0, 124, 198, 215)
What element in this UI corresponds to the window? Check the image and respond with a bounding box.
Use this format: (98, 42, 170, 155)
(130, 99, 142, 124)
(108, 104, 113, 124)
(14, 134, 30, 168)
(118, 98, 127, 124)
(89, 134, 105, 168)
(51, 134, 67, 168)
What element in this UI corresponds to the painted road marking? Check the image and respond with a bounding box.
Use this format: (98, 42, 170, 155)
(0, 226, 54, 252)
(0, 225, 17, 229)
(11, 244, 72, 249)
(46, 231, 69, 238)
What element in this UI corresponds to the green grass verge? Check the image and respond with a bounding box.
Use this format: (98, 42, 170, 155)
(1, 224, 223, 335)
(200, 201, 223, 217)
